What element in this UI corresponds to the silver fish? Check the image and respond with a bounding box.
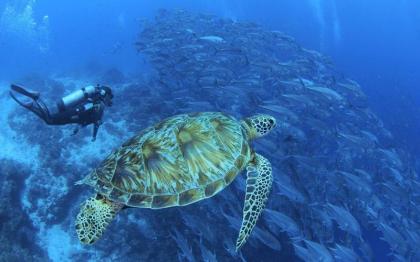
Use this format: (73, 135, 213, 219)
(377, 222, 407, 253)
(170, 228, 195, 262)
(199, 35, 225, 43)
(198, 240, 217, 262)
(330, 244, 359, 262)
(264, 209, 302, 238)
(325, 204, 361, 238)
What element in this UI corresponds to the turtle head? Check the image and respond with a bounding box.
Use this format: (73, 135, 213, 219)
(241, 114, 276, 140)
(75, 194, 124, 244)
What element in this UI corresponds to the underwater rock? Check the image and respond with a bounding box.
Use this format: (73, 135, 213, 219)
(0, 159, 47, 261)
(101, 68, 126, 84)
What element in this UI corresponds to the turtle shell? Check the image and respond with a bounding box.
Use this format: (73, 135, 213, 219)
(85, 112, 252, 209)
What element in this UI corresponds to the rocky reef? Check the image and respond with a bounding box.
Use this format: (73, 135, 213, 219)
(1, 9, 419, 261)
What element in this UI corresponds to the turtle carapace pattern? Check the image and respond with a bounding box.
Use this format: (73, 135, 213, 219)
(75, 112, 276, 250)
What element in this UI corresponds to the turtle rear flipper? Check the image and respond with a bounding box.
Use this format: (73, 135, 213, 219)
(236, 153, 273, 251)
(76, 194, 124, 244)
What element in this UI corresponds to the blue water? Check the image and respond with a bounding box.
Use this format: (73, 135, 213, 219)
(1, 1, 419, 158)
(0, 1, 419, 261)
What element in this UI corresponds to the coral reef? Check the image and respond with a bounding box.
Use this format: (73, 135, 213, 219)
(0, 160, 46, 261)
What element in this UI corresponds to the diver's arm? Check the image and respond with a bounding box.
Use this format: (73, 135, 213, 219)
(92, 121, 101, 142)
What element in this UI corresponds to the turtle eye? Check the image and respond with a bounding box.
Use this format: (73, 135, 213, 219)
(268, 118, 276, 129)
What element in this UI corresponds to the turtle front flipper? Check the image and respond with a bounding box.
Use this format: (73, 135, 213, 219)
(76, 194, 124, 244)
(236, 153, 273, 251)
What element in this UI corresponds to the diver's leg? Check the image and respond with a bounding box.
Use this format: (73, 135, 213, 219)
(10, 85, 79, 126)
(31, 100, 55, 124)
(17, 97, 57, 125)
(32, 100, 80, 126)
(10, 86, 53, 123)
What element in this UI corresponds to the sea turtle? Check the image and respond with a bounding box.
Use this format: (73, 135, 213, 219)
(75, 112, 276, 250)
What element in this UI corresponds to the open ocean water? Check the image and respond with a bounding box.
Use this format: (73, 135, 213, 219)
(0, 1, 419, 261)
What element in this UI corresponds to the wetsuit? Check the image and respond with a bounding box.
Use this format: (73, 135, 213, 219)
(10, 84, 111, 141)
(50, 99, 105, 141)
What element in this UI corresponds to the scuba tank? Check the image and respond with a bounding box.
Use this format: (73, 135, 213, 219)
(57, 85, 97, 112)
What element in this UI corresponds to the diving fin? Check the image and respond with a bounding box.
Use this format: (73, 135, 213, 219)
(9, 90, 34, 108)
(11, 84, 40, 99)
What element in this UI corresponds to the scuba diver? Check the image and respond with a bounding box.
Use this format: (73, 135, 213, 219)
(9, 84, 113, 141)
